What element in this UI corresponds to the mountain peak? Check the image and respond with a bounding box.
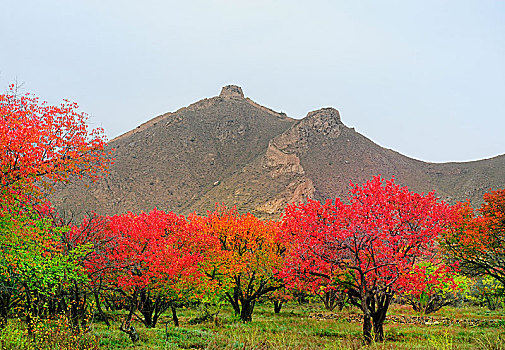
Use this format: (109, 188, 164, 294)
(296, 107, 343, 139)
(305, 107, 341, 123)
(220, 85, 244, 98)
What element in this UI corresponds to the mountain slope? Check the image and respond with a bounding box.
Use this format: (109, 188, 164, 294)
(49, 86, 505, 218)
(50, 86, 295, 216)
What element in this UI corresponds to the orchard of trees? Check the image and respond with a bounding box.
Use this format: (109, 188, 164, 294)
(2, 87, 505, 345)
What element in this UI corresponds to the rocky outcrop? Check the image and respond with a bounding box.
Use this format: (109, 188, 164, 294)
(264, 142, 304, 177)
(256, 178, 315, 215)
(297, 107, 343, 140)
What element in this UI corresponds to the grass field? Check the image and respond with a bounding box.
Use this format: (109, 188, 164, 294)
(83, 302, 505, 350)
(2, 302, 505, 349)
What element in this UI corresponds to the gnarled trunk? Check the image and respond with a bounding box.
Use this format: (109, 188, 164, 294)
(120, 290, 140, 343)
(138, 290, 171, 328)
(239, 299, 255, 322)
(370, 293, 391, 343)
(356, 291, 391, 343)
(273, 300, 283, 314)
(138, 290, 154, 328)
(319, 289, 343, 311)
(225, 287, 241, 317)
(372, 314, 385, 342)
(363, 310, 373, 344)
(94, 291, 110, 326)
(224, 274, 281, 322)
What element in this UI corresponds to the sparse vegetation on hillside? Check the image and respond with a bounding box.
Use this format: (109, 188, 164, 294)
(47, 86, 505, 220)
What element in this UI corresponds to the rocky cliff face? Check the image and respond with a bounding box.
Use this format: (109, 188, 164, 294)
(49, 85, 505, 219)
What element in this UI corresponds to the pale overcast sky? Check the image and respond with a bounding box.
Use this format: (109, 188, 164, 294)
(1, 1, 504, 162)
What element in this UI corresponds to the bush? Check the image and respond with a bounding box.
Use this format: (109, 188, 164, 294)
(0, 317, 99, 350)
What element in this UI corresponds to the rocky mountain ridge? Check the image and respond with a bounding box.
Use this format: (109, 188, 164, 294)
(49, 85, 505, 219)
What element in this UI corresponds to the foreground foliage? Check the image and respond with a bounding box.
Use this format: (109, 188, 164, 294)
(2, 303, 504, 350)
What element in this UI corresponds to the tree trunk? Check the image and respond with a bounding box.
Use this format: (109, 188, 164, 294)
(138, 290, 153, 328)
(240, 299, 255, 322)
(370, 293, 391, 343)
(363, 311, 373, 344)
(0, 292, 11, 329)
(23, 283, 34, 335)
(152, 296, 170, 328)
(139, 290, 172, 328)
(94, 292, 110, 326)
(120, 291, 140, 343)
(143, 310, 153, 328)
(79, 294, 88, 329)
(320, 290, 338, 311)
(171, 305, 179, 327)
(372, 315, 385, 342)
(273, 300, 283, 314)
(225, 292, 241, 316)
(69, 281, 83, 331)
(57, 296, 67, 314)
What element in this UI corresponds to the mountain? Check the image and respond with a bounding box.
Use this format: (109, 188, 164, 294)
(49, 85, 505, 219)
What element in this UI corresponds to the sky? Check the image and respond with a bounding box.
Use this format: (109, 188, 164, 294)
(1, 0, 504, 163)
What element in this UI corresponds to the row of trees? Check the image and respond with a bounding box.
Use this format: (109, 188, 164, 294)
(0, 86, 111, 336)
(1, 88, 504, 344)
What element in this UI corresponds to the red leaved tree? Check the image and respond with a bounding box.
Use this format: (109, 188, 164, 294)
(280, 199, 349, 312)
(0, 86, 111, 202)
(87, 209, 205, 340)
(282, 176, 454, 342)
(397, 261, 460, 314)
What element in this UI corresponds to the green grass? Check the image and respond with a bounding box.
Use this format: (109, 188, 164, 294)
(3, 303, 505, 349)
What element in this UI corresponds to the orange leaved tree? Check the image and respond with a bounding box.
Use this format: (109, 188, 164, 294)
(443, 189, 505, 286)
(190, 206, 285, 322)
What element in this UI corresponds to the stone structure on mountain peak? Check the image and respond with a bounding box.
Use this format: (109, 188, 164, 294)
(220, 85, 244, 99)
